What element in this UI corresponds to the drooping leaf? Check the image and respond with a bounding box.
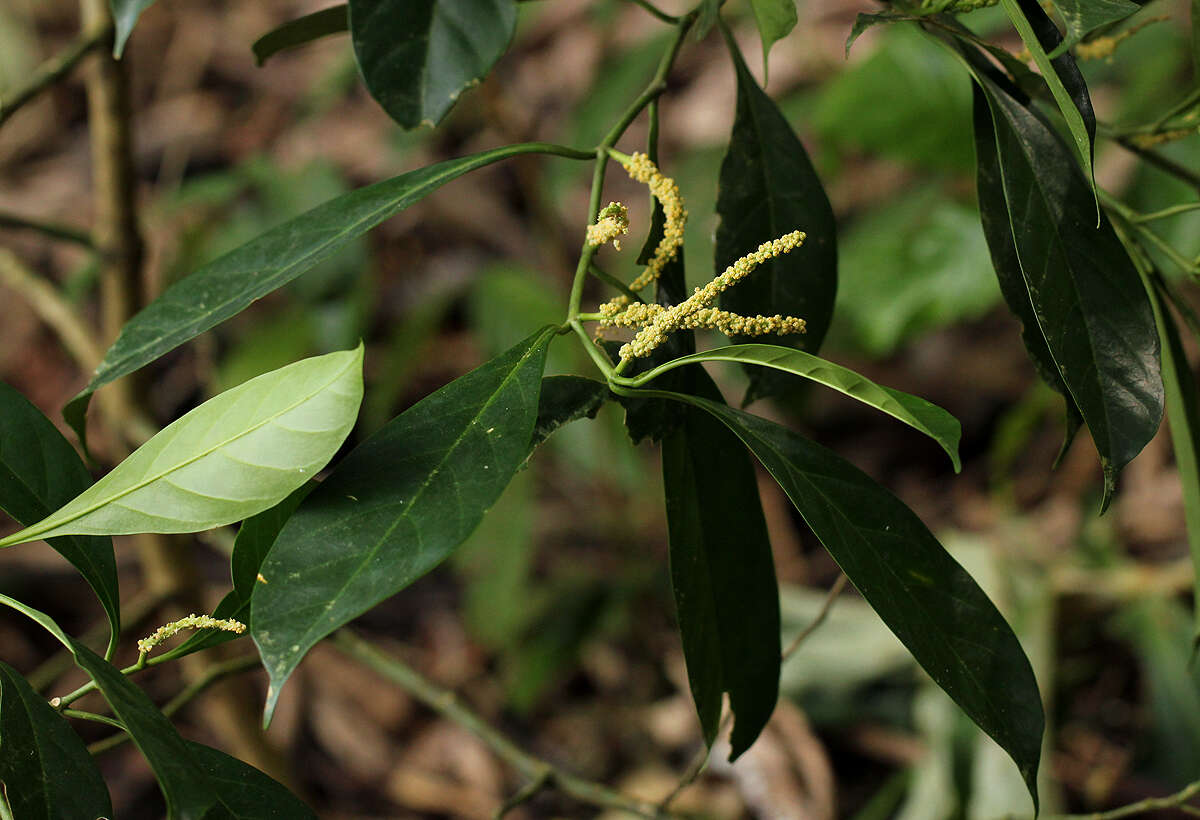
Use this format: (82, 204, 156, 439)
(252, 327, 556, 723)
(166, 485, 315, 661)
(530, 376, 610, 451)
(653, 395, 1044, 809)
(110, 0, 154, 57)
(631, 344, 961, 471)
(253, 5, 349, 66)
(1047, 0, 1140, 56)
(747, 0, 797, 78)
(66, 143, 575, 445)
(0, 661, 112, 820)
(998, 0, 1097, 195)
(348, 0, 517, 129)
(1145, 280, 1200, 643)
(0, 595, 315, 819)
(185, 741, 317, 818)
(1, 348, 363, 545)
(716, 31, 837, 403)
(0, 383, 119, 656)
(970, 57, 1163, 507)
(662, 369, 779, 759)
(972, 85, 1083, 459)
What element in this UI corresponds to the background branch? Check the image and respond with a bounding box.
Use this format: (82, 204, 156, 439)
(0, 20, 111, 127)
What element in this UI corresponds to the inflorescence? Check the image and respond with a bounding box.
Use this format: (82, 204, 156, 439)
(137, 614, 246, 656)
(585, 150, 808, 361)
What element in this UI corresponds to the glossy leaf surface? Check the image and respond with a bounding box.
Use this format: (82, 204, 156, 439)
(110, 0, 154, 56)
(349, 0, 516, 128)
(185, 741, 317, 819)
(0, 595, 314, 819)
(66, 143, 568, 443)
(2, 348, 362, 545)
(1048, 0, 1140, 55)
(253, 5, 349, 65)
(531, 376, 610, 451)
(748, 0, 797, 77)
(973, 85, 1083, 458)
(0, 661, 112, 820)
(999, 0, 1096, 191)
(0, 383, 119, 654)
(253, 328, 555, 722)
(656, 396, 1044, 808)
(715, 33, 837, 402)
(635, 344, 961, 470)
(971, 61, 1163, 505)
(662, 370, 779, 759)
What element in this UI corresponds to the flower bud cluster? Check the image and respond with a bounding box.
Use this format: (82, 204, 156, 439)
(587, 201, 630, 250)
(601, 230, 808, 360)
(137, 614, 246, 655)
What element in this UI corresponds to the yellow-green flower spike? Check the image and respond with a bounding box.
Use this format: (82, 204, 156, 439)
(137, 614, 246, 655)
(595, 229, 808, 360)
(587, 201, 630, 250)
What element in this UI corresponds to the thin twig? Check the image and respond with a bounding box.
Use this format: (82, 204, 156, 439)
(493, 770, 552, 819)
(1050, 777, 1200, 819)
(624, 0, 680, 24)
(87, 654, 261, 755)
(782, 573, 848, 661)
(1116, 137, 1200, 196)
(0, 248, 104, 369)
(659, 575, 849, 811)
(588, 263, 644, 303)
(332, 630, 677, 819)
(0, 21, 112, 127)
(0, 210, 95, 249)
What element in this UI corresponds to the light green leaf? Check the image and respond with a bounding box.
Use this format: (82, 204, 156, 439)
(626, 343, 962, 471)
(252, 328, 555, 723)
(65, 142, 587, 446)
(349, 0, 517, 128)
(253, 5, 349, 66)
(1047, 0, 1140, 56)
(0, 348, 363, 545)
(748, 0, 797, 78)
(0, 661, 112, 820)
(110, 0, 155, 57)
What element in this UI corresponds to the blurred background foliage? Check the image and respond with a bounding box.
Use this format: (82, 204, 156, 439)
(1, 0, 1199, 816)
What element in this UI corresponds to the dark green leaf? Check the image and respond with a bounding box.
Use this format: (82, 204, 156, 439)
(1194, 0, 1200, 82)
(1146, 281, 1200, 643)
(973, 86, 1083, 459)
(1047, 0, 1140, 56)
(348, 0, 517, 129)
(252, 5, 349, 66)
(747, 0, 797, 78)
(185, 741, 316, 819)
(66, 143, 573, 446)
(530, 376, 610, 451)
(662, 369, 779, 759)
(0, 595, 315, 819)
(110, 0, 154, 57)
(654, 395, 1044, 808)
(844, 11, 920, 57)
(970, 59, 1163, 506)
(716, 32, 837, 403)
(167, 485, 314, 660)
(0, 661, 112, 820)
(252, 327, 556, 723)
(631, 344, 962, 471)
(999, 0, 1097, 194)
(0, 382, 119, 657)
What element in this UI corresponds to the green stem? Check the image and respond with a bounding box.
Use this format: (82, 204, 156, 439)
(62, 708, 125, 731)
(587, 264, 643, 303)
(56, 652, 152, 709)
(1049, 777, 1200, 819)
(0, 21, 112, 128)
(332, 630, 674, 819)
(1100, 190, 1198, 276)
(1131, 202, 1200, 223)
(1116, 136, 1200, 196)
(625, 0, 680, 24)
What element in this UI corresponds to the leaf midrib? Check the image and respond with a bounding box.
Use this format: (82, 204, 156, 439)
(4, 355, 357, 545)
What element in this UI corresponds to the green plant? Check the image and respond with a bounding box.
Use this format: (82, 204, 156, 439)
(1, 0, 1199, 816)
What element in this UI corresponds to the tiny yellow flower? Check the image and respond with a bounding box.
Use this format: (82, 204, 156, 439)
(137, 614, 246, 655)
(587, 201, 630, 250)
